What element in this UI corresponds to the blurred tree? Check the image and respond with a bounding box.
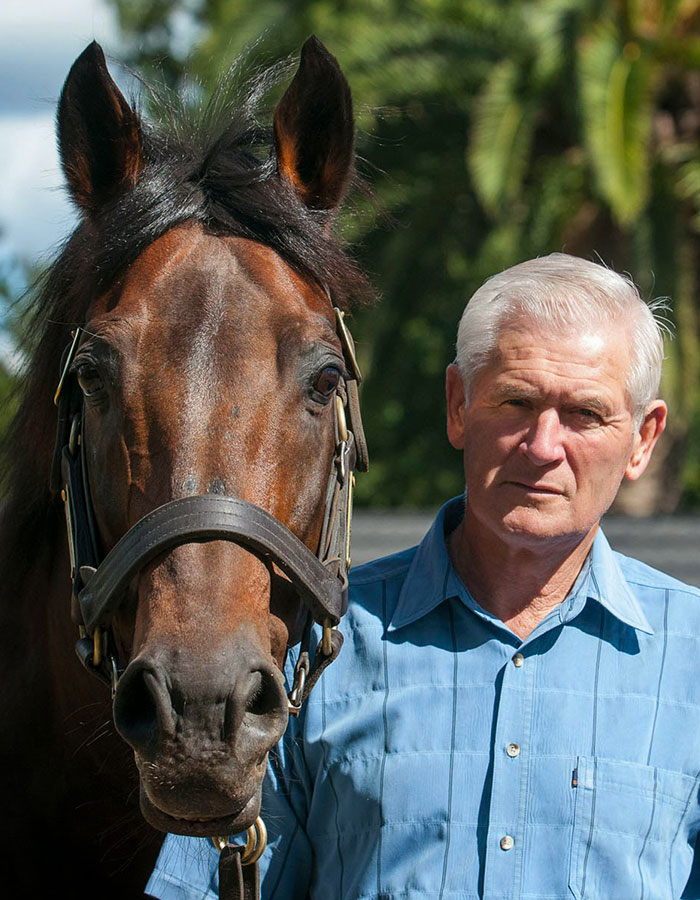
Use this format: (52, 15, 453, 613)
(107, 0, 700, 510)
(0, 256, 30, 470)
(0, 361, 17, 453)
(466, 0, 700, 512)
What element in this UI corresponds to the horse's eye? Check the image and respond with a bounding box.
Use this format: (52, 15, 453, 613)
(76, 363, 104, 397)
(313, 366, 341, 398)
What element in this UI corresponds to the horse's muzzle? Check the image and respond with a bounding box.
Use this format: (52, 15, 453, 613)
(113, 635, 288, 830)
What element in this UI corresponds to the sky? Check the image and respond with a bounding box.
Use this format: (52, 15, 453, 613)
(0, 0, 126, 368)
(0, 0, 122, 267)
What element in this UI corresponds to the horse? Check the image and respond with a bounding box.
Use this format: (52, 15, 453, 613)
(0, 37, 370, 897)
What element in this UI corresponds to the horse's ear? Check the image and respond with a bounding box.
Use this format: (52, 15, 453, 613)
(57, 41, 143, 214)
(274, 36, 354, 210)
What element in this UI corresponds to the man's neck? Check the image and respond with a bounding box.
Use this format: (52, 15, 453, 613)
(447, 511, 598, 641)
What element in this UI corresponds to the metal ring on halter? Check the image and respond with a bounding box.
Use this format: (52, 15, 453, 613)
(242, 816, 267, 865)
(288, 652, 309, 714)
(322, 618, 333, 656)
(210, 816, 267, 865)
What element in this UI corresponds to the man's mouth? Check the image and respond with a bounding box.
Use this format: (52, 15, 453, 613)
(507, 481, 563, 495)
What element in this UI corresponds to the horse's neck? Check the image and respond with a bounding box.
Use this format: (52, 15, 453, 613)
(0, 503, 160, 890)
(2, 506, 97, 731)
(0, 504, 119, 791)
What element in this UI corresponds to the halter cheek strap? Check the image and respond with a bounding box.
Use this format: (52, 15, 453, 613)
(53, 308, 367, 900)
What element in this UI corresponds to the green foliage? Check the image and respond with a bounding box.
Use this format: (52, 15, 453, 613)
(677, 159, 700, 232)
(95, 0, 700, 509)
(0, 365, 18, 448)
(468, 59, 537, 216)
(578, 24, 652, 224)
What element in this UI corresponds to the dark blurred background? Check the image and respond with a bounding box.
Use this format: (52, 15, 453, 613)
(3, 0, 700, 518)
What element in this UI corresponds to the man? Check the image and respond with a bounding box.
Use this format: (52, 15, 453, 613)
(147, 253, 700, 899)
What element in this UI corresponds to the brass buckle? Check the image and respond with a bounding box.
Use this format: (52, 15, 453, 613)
(334, 308, 362, 384)
(54, 328, 83, 406)
(335, 394, 348, 442)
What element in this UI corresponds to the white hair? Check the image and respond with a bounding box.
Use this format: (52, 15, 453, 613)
(455, 253, 668, 425)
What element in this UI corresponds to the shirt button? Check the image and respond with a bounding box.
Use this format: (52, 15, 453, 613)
(506, 742, 520, 758)
(500, 835, 514, 851)
(512, 652, 524, 667)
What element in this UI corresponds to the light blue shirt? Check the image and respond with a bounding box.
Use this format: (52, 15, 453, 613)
(147, 496, 700, 899)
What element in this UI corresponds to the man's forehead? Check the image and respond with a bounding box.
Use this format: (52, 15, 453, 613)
(475, 324, 633, 405)
(489, 319, 631, 370)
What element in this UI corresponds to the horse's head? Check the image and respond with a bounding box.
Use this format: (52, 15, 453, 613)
(53, 39, 367, 837)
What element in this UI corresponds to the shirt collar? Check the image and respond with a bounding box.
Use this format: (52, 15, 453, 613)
(387, 496, 470, 633)
(387, 495, 653, 635)
(585, 527, 653, 634)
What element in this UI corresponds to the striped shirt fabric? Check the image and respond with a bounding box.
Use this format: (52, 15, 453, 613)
(147, 496, 700, 900)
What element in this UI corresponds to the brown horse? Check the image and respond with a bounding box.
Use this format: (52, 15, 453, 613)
(0, 38, 369, 897)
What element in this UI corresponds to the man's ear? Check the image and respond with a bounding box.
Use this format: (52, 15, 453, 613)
(446, 364, 467, 450)
(625, 400, 667, 482)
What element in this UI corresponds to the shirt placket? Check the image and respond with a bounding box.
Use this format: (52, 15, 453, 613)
(481, 645, 535, 900)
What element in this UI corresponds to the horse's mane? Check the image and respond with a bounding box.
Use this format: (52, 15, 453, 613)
(0, 57, 371, 581)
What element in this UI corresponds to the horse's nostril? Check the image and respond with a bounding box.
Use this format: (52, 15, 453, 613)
(245, 669, 283, 719)
(115, 653, 287, 753)
(113, 663, 167, 753)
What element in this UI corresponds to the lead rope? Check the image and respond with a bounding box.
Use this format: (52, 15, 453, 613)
(219, 846, 260, 900)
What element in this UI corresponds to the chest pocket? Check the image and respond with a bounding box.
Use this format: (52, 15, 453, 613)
(568, 756, 700, 899)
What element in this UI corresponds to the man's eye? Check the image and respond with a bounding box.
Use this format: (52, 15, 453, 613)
(313, 366, 341, 398)
(575, 408, 602, 423)
(76, 363, 104, 397)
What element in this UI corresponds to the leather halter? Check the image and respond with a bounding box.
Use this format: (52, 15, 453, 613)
(52, 306, 368, 708)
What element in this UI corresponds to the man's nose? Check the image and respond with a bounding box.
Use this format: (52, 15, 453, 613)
(519, 409, 566, 465)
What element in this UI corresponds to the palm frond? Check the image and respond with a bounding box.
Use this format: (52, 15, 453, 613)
(578, 22, 654, 224)
(468, 59, 537, 216)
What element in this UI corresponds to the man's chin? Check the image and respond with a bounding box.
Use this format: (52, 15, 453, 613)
(497, 505, 598, 548)
(140, 785, 261, 838)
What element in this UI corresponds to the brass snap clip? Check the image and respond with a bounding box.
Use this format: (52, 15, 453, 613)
(288, 652, 310, 716)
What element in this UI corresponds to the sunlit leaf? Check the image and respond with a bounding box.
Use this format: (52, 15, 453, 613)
(468, 59, 537, 216)
(578, 23, 654, 224)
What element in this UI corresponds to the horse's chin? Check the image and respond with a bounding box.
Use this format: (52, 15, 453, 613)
(139, 782, 262, 837)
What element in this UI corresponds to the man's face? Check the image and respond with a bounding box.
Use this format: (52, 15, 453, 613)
(446, 318, 666, 553)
